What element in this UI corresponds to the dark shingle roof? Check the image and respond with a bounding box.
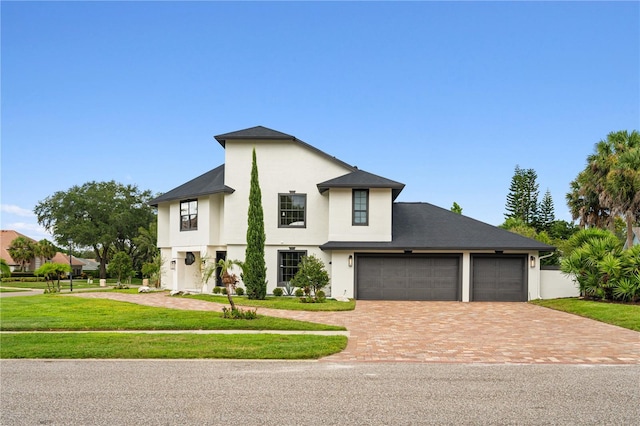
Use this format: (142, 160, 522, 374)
(214, 125, 356, 171)
(320, 202, 555, 251)
(317, 169, 405, 200)
(149, 165, 234, 206)
(214, 126, 296, 147)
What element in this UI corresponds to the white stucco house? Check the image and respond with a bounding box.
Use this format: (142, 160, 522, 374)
(150, 126, 555, 302)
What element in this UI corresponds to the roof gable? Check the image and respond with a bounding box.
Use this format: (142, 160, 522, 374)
(321, 202, 555, 251)
(1, 230, 38, 265)
(214, 126, 296, 147)
(317, 169, 405, 200)
(51, 252, 85, 266)
(149, 164, 234, 206)
(214, 125, 356, 172)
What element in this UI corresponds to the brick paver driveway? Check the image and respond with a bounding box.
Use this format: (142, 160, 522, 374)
(71, 293, 640, 364)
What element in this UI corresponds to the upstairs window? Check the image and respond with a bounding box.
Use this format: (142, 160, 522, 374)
(353, 189, 369, 226)
(279, 194, 306, 228)
(180, 199, 198, 231)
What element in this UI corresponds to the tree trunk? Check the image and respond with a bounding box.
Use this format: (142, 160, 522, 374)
(625, 212, 634, 249)
(226, 285, 236, 310)
(95, 245, 109, 279)
(222, 272, 237, 310)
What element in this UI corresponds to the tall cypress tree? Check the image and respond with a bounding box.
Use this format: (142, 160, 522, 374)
(244, 148, 267, 299)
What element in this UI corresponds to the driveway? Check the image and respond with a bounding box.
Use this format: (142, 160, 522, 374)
(69, 292, 640, 364)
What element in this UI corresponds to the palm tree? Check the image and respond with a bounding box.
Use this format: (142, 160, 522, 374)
(566, 169, 611, 229)
(37, 239, 57, 262)
(590, 130, 640, 248)
(7, 236, 36, 272)
(133, 222, 158, 268)
(217, 259, 243, 310)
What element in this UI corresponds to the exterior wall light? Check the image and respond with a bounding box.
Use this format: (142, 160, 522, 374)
(348, 255, 353, 267)
(170, 260, 176, 270)
(530, 256, 536, 268)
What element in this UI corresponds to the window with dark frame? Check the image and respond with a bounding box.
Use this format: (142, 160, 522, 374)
(353, 189, 369, 226)
(278, 250, 306, 285)
(279, 194, 306, 227)
(180, 199, 198, 231)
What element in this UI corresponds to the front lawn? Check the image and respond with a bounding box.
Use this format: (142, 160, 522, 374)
(187, 294, 356, 311)
(0, 287, 30, 293)
(0, 295, 347, 359)
(530, 298, 640, 331)
(0, 295, 345, 331)
(0, 280, 103, 290)
(0, 333, 347, 359)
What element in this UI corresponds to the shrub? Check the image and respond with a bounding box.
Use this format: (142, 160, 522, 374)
(221, 287, 228, 295)
(290, 255, 330, 298)
(294, 288, 304, 297)
(272, 287, 284, 297)
(221, 307, 258, 320)
(561, 229, 640, 302)
(283, 281, 296, 296)
(213, 286, 222, 294)
(235, 287, 245, 296)
(316, 290, 326, 302)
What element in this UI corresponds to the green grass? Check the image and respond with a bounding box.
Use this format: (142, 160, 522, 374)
(187, 294, 356, 311)
(0, 278, 142, 290)
(0, 287, 30, 293)
(0, 333, 347, 359)
(0, 295, 345, 331)
(0, 281, 102, 290)
(530, 298, 640, 331)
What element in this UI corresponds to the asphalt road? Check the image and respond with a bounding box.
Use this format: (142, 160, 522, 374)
(1, 360, 638, 425)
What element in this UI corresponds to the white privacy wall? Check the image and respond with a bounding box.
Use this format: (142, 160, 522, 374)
(539, 269, 579, 299)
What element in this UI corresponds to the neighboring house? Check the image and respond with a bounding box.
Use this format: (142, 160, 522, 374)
(0, 230, 43, 272)
(150, 126, 554, 302)
(51, 252, 85, 277)
(0, 230, 85, 275)
(77, 258, 100, 276)
(623, 227, 640, 249)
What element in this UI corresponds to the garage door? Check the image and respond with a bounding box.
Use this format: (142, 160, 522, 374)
(472, 255, 527, 301)
(356, 255, 460, 301)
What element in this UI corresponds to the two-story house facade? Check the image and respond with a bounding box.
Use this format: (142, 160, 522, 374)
(150, 126, 554, 302)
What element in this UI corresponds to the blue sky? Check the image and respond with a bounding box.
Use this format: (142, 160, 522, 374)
(2, 1, 639, 243)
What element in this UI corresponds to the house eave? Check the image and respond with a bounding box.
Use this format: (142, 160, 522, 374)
(149, 186, 235, 207)
(320, 241, 556, 252)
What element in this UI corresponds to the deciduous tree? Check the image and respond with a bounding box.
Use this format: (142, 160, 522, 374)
(34, 181, 155, 279)
(107, 251, 133, 284)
